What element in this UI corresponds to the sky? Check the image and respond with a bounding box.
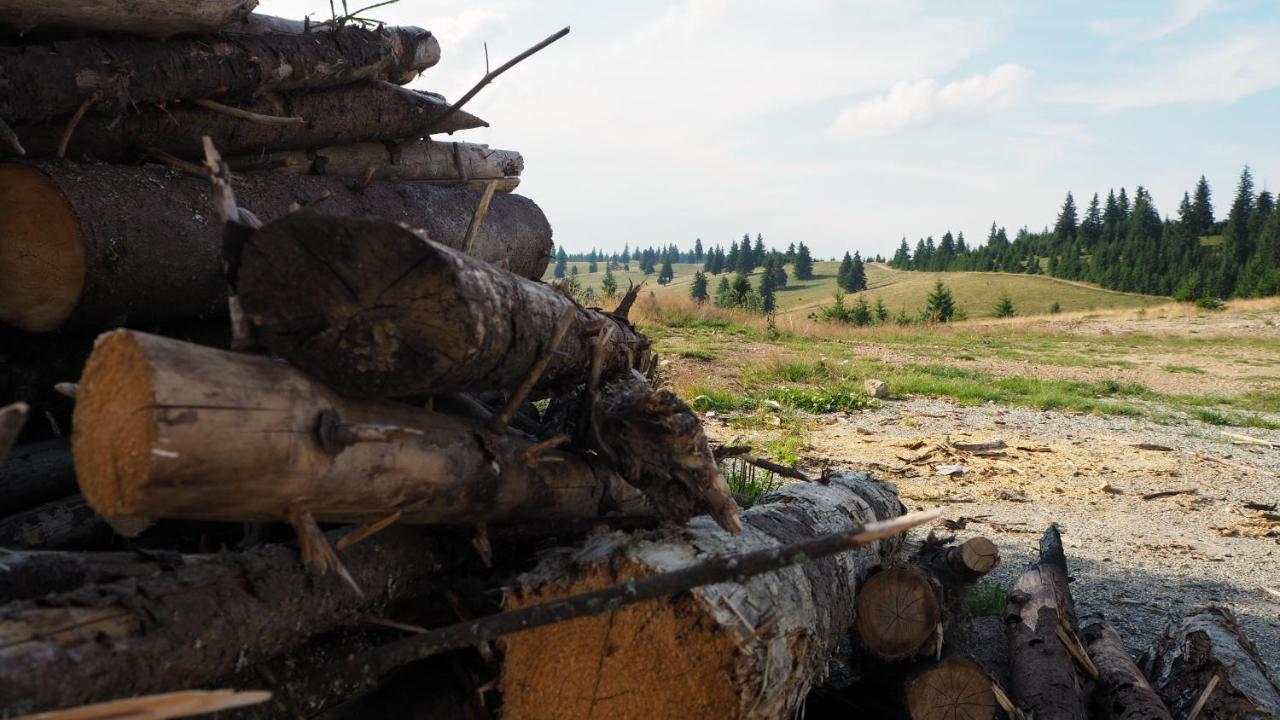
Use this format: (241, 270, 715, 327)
(258, 0, 1280, 259)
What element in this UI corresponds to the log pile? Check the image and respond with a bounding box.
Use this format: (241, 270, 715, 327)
(2, 5, 1276, 720)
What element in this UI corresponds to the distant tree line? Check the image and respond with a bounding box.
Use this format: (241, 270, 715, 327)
(887, 167, 1280, 300)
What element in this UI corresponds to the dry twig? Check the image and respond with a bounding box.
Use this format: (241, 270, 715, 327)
(428, 27, 570, 132)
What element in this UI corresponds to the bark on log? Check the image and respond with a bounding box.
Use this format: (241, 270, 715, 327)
(0, 162, 552, 332)
(855, 566, 943, 661)
(235, 212, 646, 398)
(72, 330, 650, 530)
(0, 548, 189, 603)
(230, 139, 521, 185)
(595, 369, 739, 532)
(0, 526, 470, 715)
(907, 656, 998, 720)
(0, 24, 439, 123)
(1082, 619, 1172, 720)
(916, 535, 1001, 656)
(1140, 606, 1280, 719)
(8, 83, 486, 162)
(0, 0, 257, 38)
(1005, 524, 1087, 720)
(498, 472, 905, 720)
(970, 615, 1012, 690)
(0, 439, 76, 516)
(0, 494, 115, 550)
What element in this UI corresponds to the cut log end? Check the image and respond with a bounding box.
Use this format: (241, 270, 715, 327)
(0, 164, 84, 332)
(959, 537, 1000, 575)
(907, 656, 997, 720)
(499, 563, 741, 720)
(70, 330, 155, 530)
(855, 566, 942, 661)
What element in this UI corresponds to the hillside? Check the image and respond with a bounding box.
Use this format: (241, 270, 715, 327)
(550, 260, 1163, 318)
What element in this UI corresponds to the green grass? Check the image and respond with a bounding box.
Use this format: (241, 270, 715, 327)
(965, 581, 1009, 617)
(550, 261, 1163, 319)
(721, 458, 783, 508)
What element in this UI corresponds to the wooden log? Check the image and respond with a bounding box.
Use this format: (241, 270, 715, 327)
(907, 656, 998, 720)
(0, 548, 189, 603)
(970, 615, 1012, 690)
(594, 369, 739, 532)
(1082, 619, 1172, 720)
(0, 526, 470, 715)
(0, 494, 115, 550)
(72, 330, 651, 531)
(0, 24, 439, 123)
(8, 83, 486, 162)
(916, 535, 1001, 656)
(230, 139, 522, 185)
(235, 212, 647, 398)
(1140, 606, 1280, 719)
(855, 566, 943, 661)
(0, 0, 257, 38)
(0, 439, 76, 516)
(498, 471, 905, 720)
(0, 163, 552, 333)
(1005, 524, 1087, 720)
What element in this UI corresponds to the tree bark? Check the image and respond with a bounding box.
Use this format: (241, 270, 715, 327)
(594, 369, 739, 532)
(0, 527, 472, 715)
(0, 439, 76, 516)
(0, 494, 116, 550)
(235, 212, 647, 399)
(907, 656, 998, 720)
(230, 139, 521, 185)
(970, 615, 1012, 690)
(8, 83, 486, 162)
(1140, 606, 1280, 719)
(0, 162, 552, 332)
(0, 548, 192, 603)
(1005, 524, 1087, 720)
(0, 0, 257, 38)
(0, 24, 439, 123)
(1082, 619, 1172, 720)
(498, 471, 905, 720)
(72, 330, 651, 531)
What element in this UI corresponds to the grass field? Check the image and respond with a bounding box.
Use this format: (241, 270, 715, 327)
(550, 261, 1162, 319)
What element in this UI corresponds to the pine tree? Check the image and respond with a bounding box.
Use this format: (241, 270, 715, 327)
(690, 271, 709, 303)
(836, 252, 854, 291)
(553, 247, 568, 279)
(1191, 175, 1214, 237)
(1049, 301, 1061, 314)
(785, 242, 796, 264)
(725, 243, 740, 274)
(891, 238, 912, 269)
(601, 266, 618, 298)
(658, 252, 674, 285)
(737, 234, 756, 274)
(694, 238, 704, 262)
(569, 264, 579, 277)
(994, 293, 1015, 318)
(849, 296, 872, 325)
(873, 297, 889, 324)
(621, 245, 631, 264)
(1054, 192, 1078, 240)
(753, 234, 766, 264)
(792, 242, 814, 279)
(1080, 193, 1102, 250)
(757, 267, 776, 313)
(702, 249, 714, 272)
(716, 276, 730, 295)
(850, 252, 867, 291)
(1219, 165, 1256, 296)
(923, 279, 956, 323)
(711, 246, 725, 274)
(769, 254, 788, 287)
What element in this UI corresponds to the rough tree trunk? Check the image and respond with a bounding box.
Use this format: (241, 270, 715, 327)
(0, 548, 192, 603)
(1005, 524, 1088, 720)
(1140, 606, 1280, 719)
(0, 439, 76, 515)
(8, 83, 485, 162)
(1082, 619, 1172, 720)
(235, 212, 647, 399)
(231, 139, 522, 185)
(0, 494, 115, 550)
(594, 369, 739, 532)
(0, 0, 257, 37)
(0, 527, 471, 715)
(72, 330, 650, 531)
(498, 472, 905, 720)
(0, 24, 440, 123)
(0, 162, 552, 332)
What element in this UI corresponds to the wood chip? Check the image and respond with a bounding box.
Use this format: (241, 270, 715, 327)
(1141, 488, 1196, 501)
(950, 439, 1007, 452)
(1131, 442, 1174, 451)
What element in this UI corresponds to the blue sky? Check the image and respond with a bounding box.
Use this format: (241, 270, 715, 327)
(259, 0, 1279, 258)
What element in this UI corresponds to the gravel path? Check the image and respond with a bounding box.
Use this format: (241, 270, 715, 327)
(706, 397, 1280, 671)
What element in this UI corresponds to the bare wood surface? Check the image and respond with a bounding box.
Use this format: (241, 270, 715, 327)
(0, 0, 258, 38)
(907, 655, 997, 720)
(0, 24, 439, 123)
(0, 527, 470, 715)
(0, 163, 552, 332)
(1082, 619, 1172, 720)
(230, 140, 521, 184)
(1005, 524, 1087, 720)
(8, 83, 484, 162)
(1140, 606, 1280, 719)
(499, 472, 909, 720)
(234, 212, 645, 398)
(71, 331, 651, 530)
(855, 566, 943, 661)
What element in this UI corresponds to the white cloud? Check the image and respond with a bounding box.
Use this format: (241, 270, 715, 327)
(830, 64, 1034, 140)
(1091, 0, 1217, 38)
(1077, 34, 1280, 109)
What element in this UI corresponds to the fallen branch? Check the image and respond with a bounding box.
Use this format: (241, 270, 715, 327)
(1140, 488, 1196, 501)
(191, 98, 305, 125)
